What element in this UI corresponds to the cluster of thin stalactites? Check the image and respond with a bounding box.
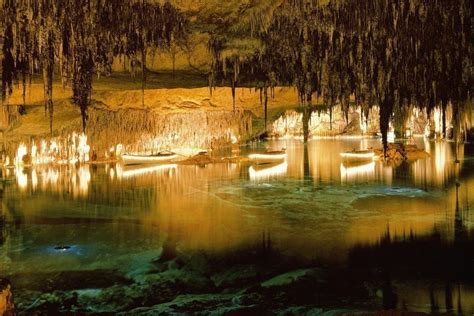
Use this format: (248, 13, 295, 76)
(1, 0, 472, 153)
(209, 0, 472, 150)
(1, 0, 187, 132)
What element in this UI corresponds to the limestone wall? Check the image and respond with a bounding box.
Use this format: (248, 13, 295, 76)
(1, 105, 253, 159)
(269, 107, 380, 137)
(268, 106, 434, 138)
(86, 108, 253, 156)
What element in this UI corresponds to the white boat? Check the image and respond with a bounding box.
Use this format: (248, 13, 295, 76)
(248, 149, 287, 164)
(122, 151, 178, 165)
(340, 150, 374, 162)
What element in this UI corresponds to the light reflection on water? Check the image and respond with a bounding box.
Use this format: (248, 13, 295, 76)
(1, 138, 473, 313)
(1, 139, 472, 253)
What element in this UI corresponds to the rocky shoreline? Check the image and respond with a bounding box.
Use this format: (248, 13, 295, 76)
(7, 238, 466, 315)
(4, 245, 388, 315)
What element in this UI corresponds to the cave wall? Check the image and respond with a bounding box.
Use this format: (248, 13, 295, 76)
(86, 108, 253, 156)
(1, 105, 253, 160)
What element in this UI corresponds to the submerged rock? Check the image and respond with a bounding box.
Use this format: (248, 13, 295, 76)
(261, 269, 314, 288)
(211, 265, 261, 289)
(119, 293, 238, 316)
(10, 269, 131, 292)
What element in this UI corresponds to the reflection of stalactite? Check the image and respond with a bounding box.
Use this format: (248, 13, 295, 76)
(302, 107, 310, 143)
(445, 282, 453, 312)
(382, 271, 397, 310)
(429, 285, 439, 313)
(454, 183, 467, 244)
(260, 230, 273, 261)
(457, 284, 463, 314)
(303, 143, 310, 179)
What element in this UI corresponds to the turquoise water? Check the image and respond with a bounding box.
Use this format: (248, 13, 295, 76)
(1, 138, 473, 313)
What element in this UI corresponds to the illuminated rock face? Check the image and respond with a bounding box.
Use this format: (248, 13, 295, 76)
(269, 108, 380, 137)
(2, 109, 253, 160)
(0, 279, 15, 316)
(85, 108, 253, 157)
(269, 107, 432, 138)
(2, 86, 270, 158)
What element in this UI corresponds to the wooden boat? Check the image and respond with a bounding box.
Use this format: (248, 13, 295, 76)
(248, 149, 287, 164)
(122, 151, 177, 165)
(340, 149, 374, 162)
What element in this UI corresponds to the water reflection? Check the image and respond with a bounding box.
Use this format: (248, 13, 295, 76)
(7, 165, 91, 198)
(116, 163, 177, 179)
(249, 161, 288, 181)
(1, 139, 473, 313)
(2, 139, 472, 252)
(340, 161, 375, 184)
(348, 203, 474, 314)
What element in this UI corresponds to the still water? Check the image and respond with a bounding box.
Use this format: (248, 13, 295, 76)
(1, 138, 473, 313)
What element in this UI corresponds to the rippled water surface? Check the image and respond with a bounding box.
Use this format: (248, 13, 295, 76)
(1, 138, 473, 313)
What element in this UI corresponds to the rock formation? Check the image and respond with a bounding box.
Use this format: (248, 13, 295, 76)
(374, 143, 430, 163)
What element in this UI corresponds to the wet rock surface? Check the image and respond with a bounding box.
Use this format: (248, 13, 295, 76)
(8, 245, 382, 315)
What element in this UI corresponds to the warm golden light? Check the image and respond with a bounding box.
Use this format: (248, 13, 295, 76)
(249, 161, 288, 180)
(340, 161, 375, 183)
(117, 164, 178, 179)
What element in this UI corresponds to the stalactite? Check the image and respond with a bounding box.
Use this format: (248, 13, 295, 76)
(42, 30, 55, 135)
(441, 100, 447, 139)
(1, 0, 187, 131)
(141, 48, 147, 107)
(1, 22, 14, 102)
(73, 51, 94, 132)
(380, 95, 394, 156)
(231, 81, 236, 111)
(264, 86, 268, 130)
(1, 0, 471, 142)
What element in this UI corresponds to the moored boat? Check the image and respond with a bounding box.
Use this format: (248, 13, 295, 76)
(340, 149, 374, 162)
(248, 149, 287, 164)
(122, 151, 178, 165)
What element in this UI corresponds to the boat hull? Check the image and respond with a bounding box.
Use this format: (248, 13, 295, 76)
(122, 154, 177, 165)
(340, 151, 374, 162)
(248, 153, 287, 165)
